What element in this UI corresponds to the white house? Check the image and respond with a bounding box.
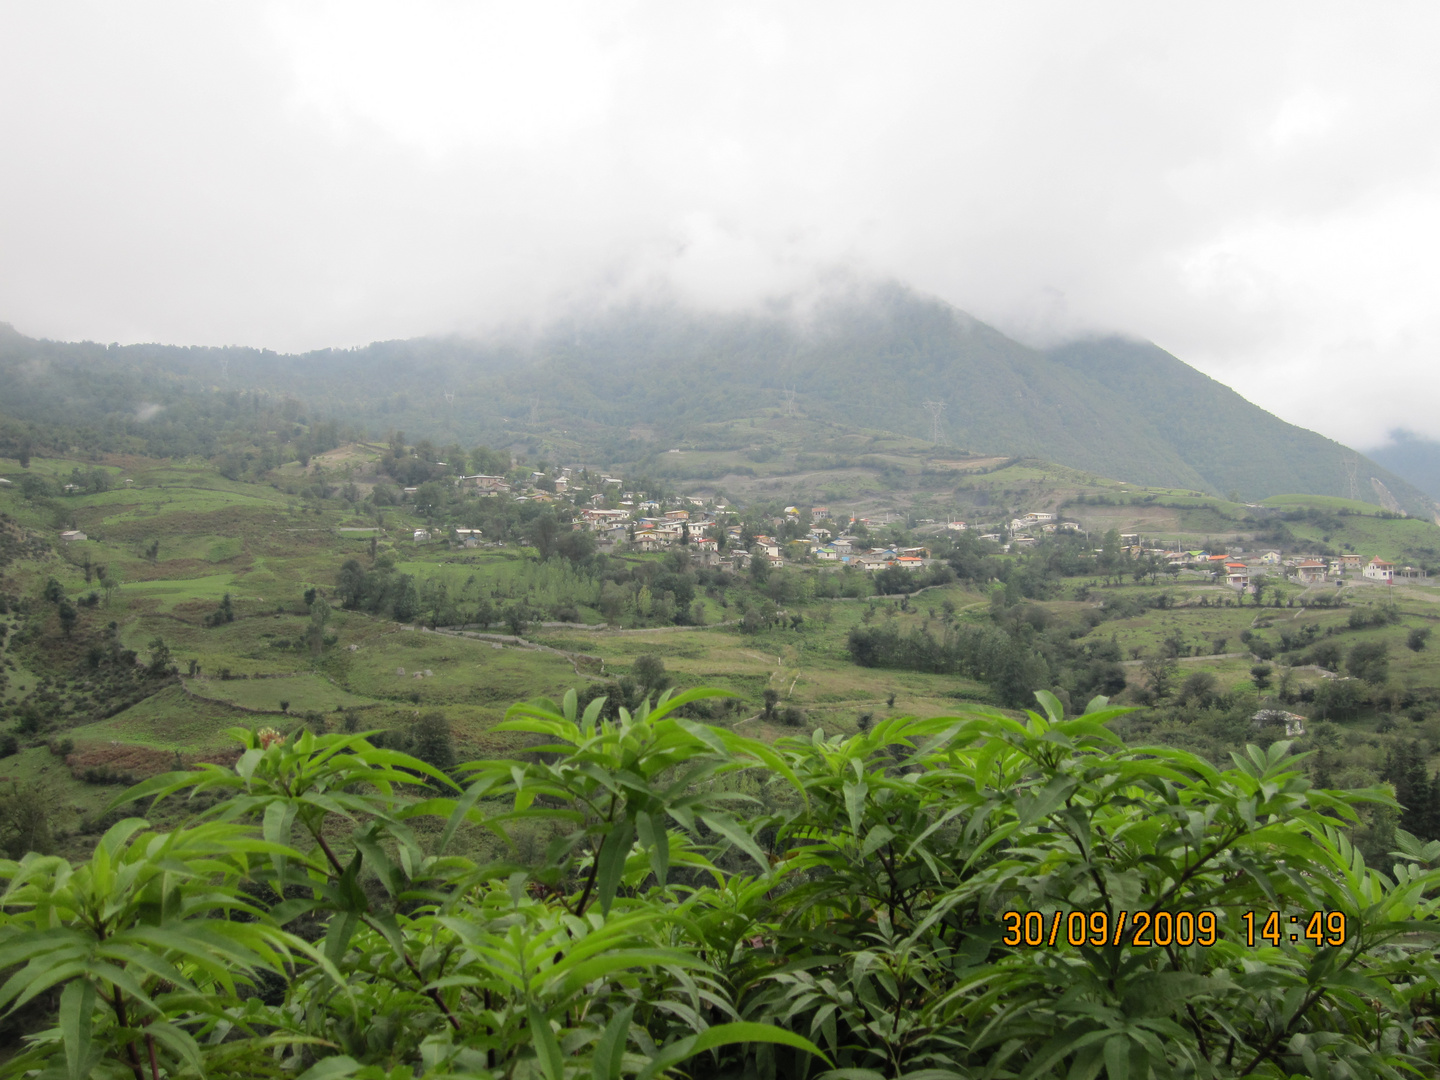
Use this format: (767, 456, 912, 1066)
(413, 529, 431, 542)
(1363, 558, 1395, 582)
(1259, 551, 1282, 565)
(60, 529, 87, 542)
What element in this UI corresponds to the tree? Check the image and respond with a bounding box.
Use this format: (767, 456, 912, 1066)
(1140, 650, 1178, 701)
(306, 597, 331, 657)
(390, 574, 419, 622)
(555, 529, 595, 564)
(411, 711, 456, 774)
(57, 599, 77, 639)
(336, 558, 367, 609)
(1250, 663, 1273, 691)
(1099, 528, 1122, 576)
(207, 592, 235, 627)
(0, 784, 52, 859)
(528, 513, 560, 560)
(146, 637, 174, 679)
(631, 654, 671, 700)
(1178, 669, 1219, 707)
(1248, 573, 1270, 607)
(503, 603, 530, 636)
(1346, 640, 1390, 685)
(100, 566, 121, 607)
(1408, 626, 1431, 652)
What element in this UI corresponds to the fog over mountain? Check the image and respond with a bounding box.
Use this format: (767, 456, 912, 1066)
(2, 285, 1433, 517)
(4, 3, 1440, 453)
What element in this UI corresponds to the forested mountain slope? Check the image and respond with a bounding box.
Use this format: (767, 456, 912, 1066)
(1, 285, 1430, 513)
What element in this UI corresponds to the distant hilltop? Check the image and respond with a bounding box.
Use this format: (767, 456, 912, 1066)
(0, 283, 1431, 515)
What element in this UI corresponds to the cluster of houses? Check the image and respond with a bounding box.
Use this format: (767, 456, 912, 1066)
(577, 503, 934, 573)
(1152, 548, 1426, 588)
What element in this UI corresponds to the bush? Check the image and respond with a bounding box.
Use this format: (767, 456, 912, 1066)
(80, 765, 136, 785)
(1346, 640, 1390, 685)
(0, 693, 1434, 1077)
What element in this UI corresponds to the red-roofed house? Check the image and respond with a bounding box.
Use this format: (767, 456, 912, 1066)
(1363, 559, 1395, 583)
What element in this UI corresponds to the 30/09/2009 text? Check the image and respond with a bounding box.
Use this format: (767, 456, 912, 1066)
(1000, 910, 1350, 948)
(1001, 910, 1217, 948)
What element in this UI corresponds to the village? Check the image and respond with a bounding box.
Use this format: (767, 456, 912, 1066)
(396, 464, 948, 575)
(401, 470, 1432, 596)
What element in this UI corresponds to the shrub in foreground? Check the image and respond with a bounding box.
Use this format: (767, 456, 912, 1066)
(0, 690, 1434, 1077)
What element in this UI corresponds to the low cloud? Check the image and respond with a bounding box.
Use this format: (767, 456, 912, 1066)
(2, 3, 1439, 449)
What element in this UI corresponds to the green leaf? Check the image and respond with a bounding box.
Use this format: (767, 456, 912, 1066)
(295, 1056, 362, 1080)
(595, 817, 636, 915)
(844, 780, 868, 838)
(699, 812, 770, 872)
(636, 811, 669, 888)
(1103, 1034, 1130, 1080)
(636, 1022, 828, 1080)
(58, 979, 96, 1080)
(591, 1004, 634, 1080)
(529, 1003, 565, 1080)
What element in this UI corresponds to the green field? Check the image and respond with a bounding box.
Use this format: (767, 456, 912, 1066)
(5, 446, 1440, 863)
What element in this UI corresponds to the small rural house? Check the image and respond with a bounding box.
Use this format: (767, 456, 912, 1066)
(1294, 560, 1327, 584)
(59, 530, 87, 542)
(1363, 559, 1395, 582)
(1252, 710, 1307, 737)
(413, 529, 431, 542)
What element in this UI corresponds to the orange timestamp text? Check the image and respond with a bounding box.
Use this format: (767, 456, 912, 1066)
(1001, 909, 1218, 948)
(1000, 909, 1351, 948)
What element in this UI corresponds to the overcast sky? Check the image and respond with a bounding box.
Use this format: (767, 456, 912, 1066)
(2, 2, 1437, 449)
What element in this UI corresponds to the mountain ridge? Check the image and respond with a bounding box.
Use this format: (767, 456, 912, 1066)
(0, 286, 1431, 514)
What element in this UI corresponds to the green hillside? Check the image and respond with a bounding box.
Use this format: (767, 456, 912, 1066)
(1, 285, 1433, 514)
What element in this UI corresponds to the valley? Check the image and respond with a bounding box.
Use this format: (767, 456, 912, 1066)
(3, 432, 1439, 863)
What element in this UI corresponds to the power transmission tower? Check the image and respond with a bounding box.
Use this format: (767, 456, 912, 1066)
(922, 400, 946, 445)
(443, 390, 454, 405)
(1344, 454, 1359, 503)
(781, 387, 798, 417)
